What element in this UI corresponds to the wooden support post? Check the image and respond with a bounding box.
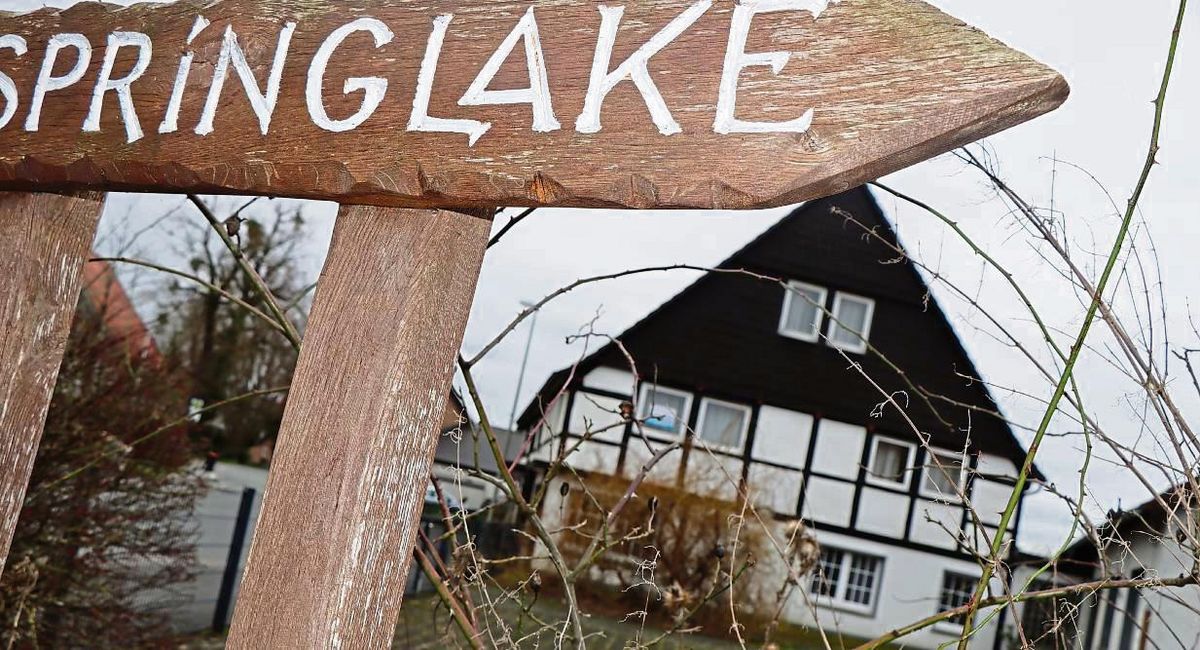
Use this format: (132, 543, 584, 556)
(228, 205, 490, 649)
(0, 192, 103, 577)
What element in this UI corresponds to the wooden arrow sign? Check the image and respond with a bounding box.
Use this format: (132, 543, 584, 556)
(0, 0, 1066, 210)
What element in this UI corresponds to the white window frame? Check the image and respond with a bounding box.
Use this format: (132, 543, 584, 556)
(933, 570, 980, 634)
(920, 448, 970, 502)
(695, 397, 752, 453)
(828, 292, 876, 354)
(778, 280, 829, 343)
(636, 383, 693, 438)
(809, 544, 885, 616)
(866, 435, 917, 490)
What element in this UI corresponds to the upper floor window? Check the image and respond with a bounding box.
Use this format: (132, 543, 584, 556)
(828, 292, 875, 354)
(868, 436, 916, 489)
(696, 398, 751, 451)
(779, 281, 828, 342)
(810, 545, 884, 614)
(922, 449, 968, 500)
(637, 384, 692, 436)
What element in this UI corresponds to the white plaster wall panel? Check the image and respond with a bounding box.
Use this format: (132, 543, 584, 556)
(909, 500, 962, 550)
(975, 453, 1018, 480)
(547, 396, 567, 432)
(582, 366, 637, 397)
(684, 451, 743, 502)
(751, 406, 813, 469)
(1104, 533, 1164, 580)
(622, 441, 682, 487)
(527, 396, 567, 463)
(855, 487, 909, 538)
(783, 528, 1006, 650)
(530, 425, 555, 462)
(568, 393, 626, 443)
(747, 464, 802, 515)
(568, 441, 621, 475)
(1154, 529, 1196, 577)
(1089, 534, 1199, 650)
(811, 419, 866, 479)
(971, 479, 1015, 527)
(1137, 534, 1200, 650)
(803, 476, 855, 527)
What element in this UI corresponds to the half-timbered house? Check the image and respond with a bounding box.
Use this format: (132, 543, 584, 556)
(516, 187, 1039, 649)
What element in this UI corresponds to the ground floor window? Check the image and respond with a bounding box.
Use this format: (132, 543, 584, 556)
(809, 545, 884, 613)
(936, 571, 977, 630)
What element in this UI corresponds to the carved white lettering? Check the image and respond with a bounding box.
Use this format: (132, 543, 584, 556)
(575, 1, 711, 135)
(408, 14, 490, 146)
(159, 16, 209, 134)
(716, 0, 827, 134)
(0, 35, 27, 130)
(196, 21, 296, 136)
(25, 33, 92, 132)
(307, 18, 394, 133)
(83, 31, 153, 143)
(459, 7, 559, 134)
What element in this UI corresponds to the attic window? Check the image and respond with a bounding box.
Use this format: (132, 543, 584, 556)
(779, 281, 828, 342)
(828, 292, 875, 354)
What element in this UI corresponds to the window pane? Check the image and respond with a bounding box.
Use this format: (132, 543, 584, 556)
(831, 296, 871, 349)
(871, 441, 909, 483)
(639, 388, 688, 434)
(924, 452, 965, 495)
(810, 547, 844, 597)
(699, 402, 747, 449)
(939, 573, 976, 626)
(783, 285, 823, 337)
(843, 554, 881, 606)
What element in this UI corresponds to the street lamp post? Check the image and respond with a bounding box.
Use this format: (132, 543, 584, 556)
(506, 301, 540, 453)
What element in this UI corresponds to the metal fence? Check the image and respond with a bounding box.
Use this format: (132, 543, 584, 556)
(173, 484, 261, 633)
(164, 475, 522, 633)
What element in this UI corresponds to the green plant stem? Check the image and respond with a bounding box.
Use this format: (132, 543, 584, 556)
(954, 2, 1188, 646)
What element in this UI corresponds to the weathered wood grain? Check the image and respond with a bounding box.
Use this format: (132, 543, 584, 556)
(226, 205, 490, 649)
(0, 191, 102, 577)
(0, 0, 1066, 210)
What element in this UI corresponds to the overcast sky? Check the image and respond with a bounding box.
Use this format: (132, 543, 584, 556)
(6, 0, 1199, 553)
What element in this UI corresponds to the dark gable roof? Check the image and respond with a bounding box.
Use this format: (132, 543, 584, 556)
(519, 187, 1037, 477)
